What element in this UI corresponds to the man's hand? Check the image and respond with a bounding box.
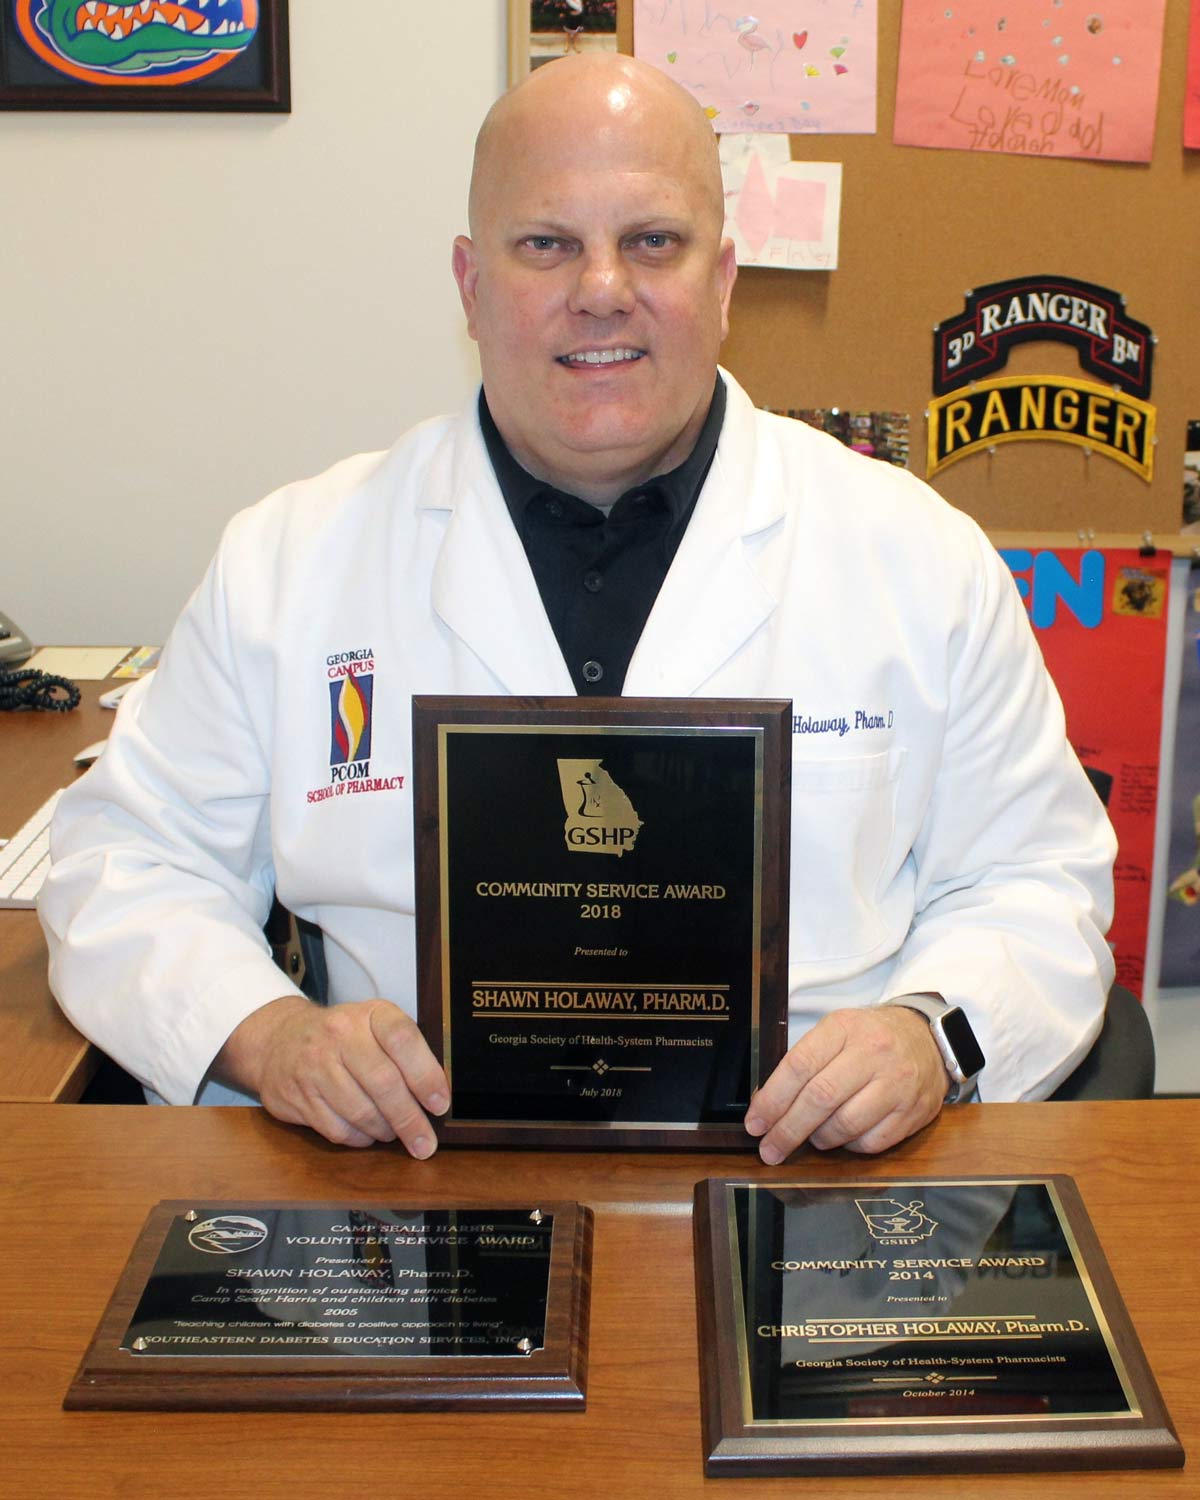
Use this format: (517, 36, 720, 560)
(214, 996, 450, 1156)
(744, 1006, 949, 1162)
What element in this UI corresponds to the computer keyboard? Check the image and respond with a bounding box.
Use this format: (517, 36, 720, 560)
(0, 789, 63, 908)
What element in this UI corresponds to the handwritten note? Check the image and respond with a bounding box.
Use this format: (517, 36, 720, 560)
(893, 1, 1166, 164)
(633, 0, 877, 135)
(719, 135, 842, 269)
(1187, 2, 1200, 149)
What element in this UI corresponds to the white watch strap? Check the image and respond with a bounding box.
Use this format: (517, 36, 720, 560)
(881, 992, 948, 1022)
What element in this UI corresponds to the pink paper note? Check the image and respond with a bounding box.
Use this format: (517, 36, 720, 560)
(633, 0, 877, 135)
(719, 137, 842, 269)
(736, 149, 776, 260)
(1187, 2, 1200, 149)
(893, 0, 1166, 164)
(773, 176, 828, 243)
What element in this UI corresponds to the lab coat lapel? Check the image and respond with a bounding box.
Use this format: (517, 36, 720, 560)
(624, 374, 781, 697)
(427, 398, 574, 695)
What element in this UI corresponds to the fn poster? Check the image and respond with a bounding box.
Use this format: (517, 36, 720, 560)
(999, 547, 1170, 997)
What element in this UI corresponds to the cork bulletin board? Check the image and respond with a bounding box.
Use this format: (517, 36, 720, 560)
(612, 2, 1200, 548)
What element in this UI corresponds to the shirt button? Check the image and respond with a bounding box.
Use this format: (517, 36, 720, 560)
(583, 570, 604, 593)
(544, 497, 564, 518)
(582, 660, 604, 684)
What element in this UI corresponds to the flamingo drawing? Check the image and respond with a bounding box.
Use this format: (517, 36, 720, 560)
(734, 16, 772, 65)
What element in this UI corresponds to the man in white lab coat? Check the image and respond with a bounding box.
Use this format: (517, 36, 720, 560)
(41, 56, 1116, 1162)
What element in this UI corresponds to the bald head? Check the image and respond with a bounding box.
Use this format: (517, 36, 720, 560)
(468, 53, 725, 239)
(451, 50, 736, 506)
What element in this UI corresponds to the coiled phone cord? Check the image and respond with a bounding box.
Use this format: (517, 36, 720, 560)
(0, 668, 81, 712)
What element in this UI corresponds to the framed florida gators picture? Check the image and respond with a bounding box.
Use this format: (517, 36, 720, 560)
(0, 0, 289, 110)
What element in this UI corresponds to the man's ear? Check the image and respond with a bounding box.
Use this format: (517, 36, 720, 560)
(716, 237, 738, 343)
(451, 236, 480, 341)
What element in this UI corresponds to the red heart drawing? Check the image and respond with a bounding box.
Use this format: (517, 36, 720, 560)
(793, 31, 807, 50)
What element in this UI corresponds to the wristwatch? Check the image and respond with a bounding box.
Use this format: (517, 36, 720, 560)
(883, 993, 985, 1103)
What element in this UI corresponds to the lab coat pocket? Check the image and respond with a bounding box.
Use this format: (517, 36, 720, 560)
(788, 748, 905, 962)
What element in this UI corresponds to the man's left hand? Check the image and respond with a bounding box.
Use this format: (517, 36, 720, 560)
(744, 1006, 949, 1161)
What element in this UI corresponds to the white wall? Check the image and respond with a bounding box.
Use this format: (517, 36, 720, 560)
(0, 3, 504, 645)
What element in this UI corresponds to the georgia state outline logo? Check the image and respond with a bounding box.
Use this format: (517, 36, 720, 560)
(855, 1197, 939, 1244)
(556, 758, 643, 858)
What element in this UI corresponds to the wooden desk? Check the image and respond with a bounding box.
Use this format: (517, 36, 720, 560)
(0, 1101, 1191, 1498)
(0, 681, 111, 1100)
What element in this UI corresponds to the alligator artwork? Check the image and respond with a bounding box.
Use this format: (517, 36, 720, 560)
(15, 0, 258, 84)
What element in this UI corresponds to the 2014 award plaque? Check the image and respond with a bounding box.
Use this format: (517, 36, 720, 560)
(65, 1200, 592, 1411)
(693, 1177, 1183, 1476)
(412, 697, 791, 1149)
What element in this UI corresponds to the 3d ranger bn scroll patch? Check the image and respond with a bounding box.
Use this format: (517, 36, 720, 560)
(933, 276, 1154, 399)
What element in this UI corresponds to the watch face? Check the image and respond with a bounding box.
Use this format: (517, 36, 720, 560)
(941, 1007, 986, 1078)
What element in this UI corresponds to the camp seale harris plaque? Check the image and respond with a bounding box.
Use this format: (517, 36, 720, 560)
(413, 698, 791, 1148)
(66, 1201, 591, 1411)
(693, 1177, 1183, 1477)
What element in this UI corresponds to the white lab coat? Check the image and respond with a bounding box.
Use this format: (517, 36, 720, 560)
(40, 373, 1116, 1107)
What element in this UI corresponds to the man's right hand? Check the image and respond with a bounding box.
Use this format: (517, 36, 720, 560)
(214, 996, 450, 1155)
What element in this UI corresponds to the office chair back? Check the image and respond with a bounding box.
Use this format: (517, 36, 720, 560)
(1048, 985, 1155, 1100)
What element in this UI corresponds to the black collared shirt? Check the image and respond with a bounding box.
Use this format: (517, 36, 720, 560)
(478, 377, 726, 694)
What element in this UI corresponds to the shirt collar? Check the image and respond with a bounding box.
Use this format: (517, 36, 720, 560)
(478, 375, 726, 528)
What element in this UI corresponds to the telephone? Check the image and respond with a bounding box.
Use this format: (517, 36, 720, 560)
(0, 615, 78, 711)
(0, 610, 33, 667)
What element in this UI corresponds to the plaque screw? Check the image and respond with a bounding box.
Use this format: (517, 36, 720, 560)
(183, 1210, 198, 1222)
(132, 1338, 148, 1352)
(529, 1209, 545, 1225)
(516, 1338, 534, 1355)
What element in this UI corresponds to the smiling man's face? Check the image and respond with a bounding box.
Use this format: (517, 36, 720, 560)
(452, 56, 736, 505)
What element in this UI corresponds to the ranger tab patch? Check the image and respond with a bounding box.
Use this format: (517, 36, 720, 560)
(927, 375, 1156, 481)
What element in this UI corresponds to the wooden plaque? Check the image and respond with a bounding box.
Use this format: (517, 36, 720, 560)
(694, 1176, 1183, 1477)
(65, 1200, 591, 1411)
(413, 696, 791, 1150)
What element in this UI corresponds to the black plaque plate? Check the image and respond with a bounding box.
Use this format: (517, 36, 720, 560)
(65, 1200, 591, 1410)
(693, 1177, 1182, 1475)
(413, 697, 791, 1149)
